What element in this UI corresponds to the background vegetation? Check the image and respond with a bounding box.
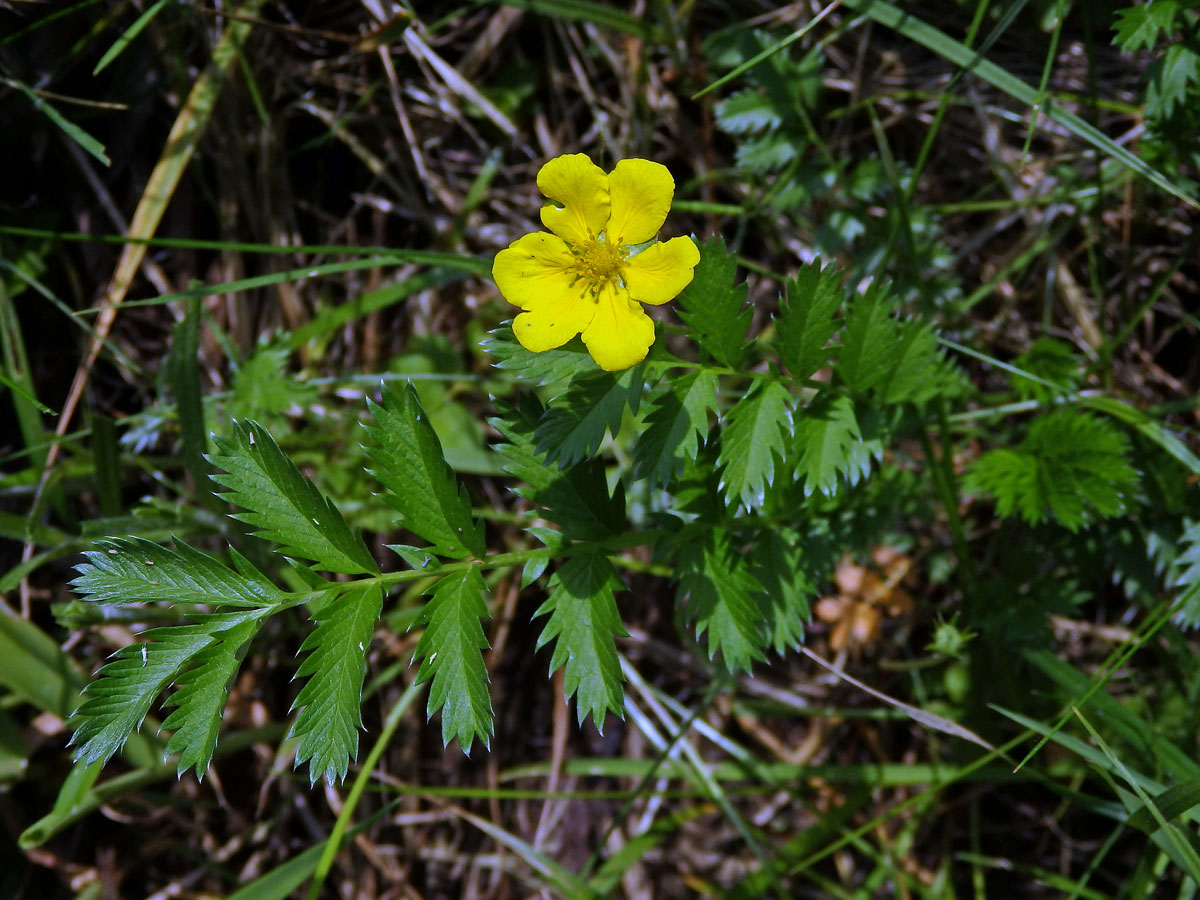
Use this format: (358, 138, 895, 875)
(2, 0, 1199, 897)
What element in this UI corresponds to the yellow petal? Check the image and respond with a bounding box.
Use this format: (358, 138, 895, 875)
(512, 285, 596, 352)
(606, 159, 674, 246)
(492, 231, 577, 311)
(581, 283, 655, 371)
(537, 154, 610, 246)
(622, 236, 699, 305)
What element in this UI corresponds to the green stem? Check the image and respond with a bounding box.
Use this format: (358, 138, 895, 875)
(282, 529, 675, 612)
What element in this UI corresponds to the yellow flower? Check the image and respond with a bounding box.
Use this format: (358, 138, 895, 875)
(492, 153, 700, 372)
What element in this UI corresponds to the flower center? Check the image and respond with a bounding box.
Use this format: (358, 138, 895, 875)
(571, 237, 626, 294)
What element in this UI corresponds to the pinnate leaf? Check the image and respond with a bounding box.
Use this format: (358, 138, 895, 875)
(534, 367, 644, 468)
(364, 383, 484, 558)
(535, 554, 627, 728)
(676, 236, 752, 369)
(70, 609, 268, 767)
(965, 411, 1138, 531)
(676, 530, 766, 673)
(632, 371, 718, 489)
(775, 260, 842, 380)
(491, 395, 625, 539)
(290, 584, 382, 784)
(481, 327, 597, 385)
(718, 380, 792, 510)
(209, 421, 378, 575)
(414, 568, 493, 752)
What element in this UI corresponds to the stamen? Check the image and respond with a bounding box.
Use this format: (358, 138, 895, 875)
(570, 236, 627, 295)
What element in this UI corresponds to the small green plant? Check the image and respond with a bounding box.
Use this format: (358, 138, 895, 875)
(64, 189, 985, 781)
(65, 205, 1197, 788)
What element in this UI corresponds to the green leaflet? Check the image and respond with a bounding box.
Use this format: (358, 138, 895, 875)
(718, 380, 792, 510)
(413, 568, 493, 752)
(491, 395, 625, 539)
(836, 284, 900, 394)
(751, 530, 815, 654)
(163, 618, 261, 778)
(69, 609, 270, 767)
(1169, 520, 1200, 629)
(671, 438, 726, 521)
(1146, 42, 1200, 120)
(715, 88, 786, 135)
(535, 554, 627, 728)
(774, 260, 842, 381)
(676, 236, 751, 369)
(229, 341, 319, 422)
(966, 450, 1041, 523)
(632, 371, 719, 489)
(290, 584, 382, 785)
(1112, 2, 1178, 52)
(794, 395, 880, 498)
(877, 318, 963, 404)
(364, 383, 485, 559)
(480, 327, 597, 385)
(1012, 338, 1081, 403)
(736, 131, 800, 173)
(71, 537, 284, 607)
(676, 530, 766, 673)
(209, 420, 379, 575)
(534, 366, 644, 468)
(965, 410, 1138, 532)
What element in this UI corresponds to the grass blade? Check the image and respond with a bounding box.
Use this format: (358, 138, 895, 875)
(92, 0, 170, 75)
(3, 76, 109, 165)
(0, 603, 86, 717)
(0, 286, 54, 467)
(166, 297, 217, 509)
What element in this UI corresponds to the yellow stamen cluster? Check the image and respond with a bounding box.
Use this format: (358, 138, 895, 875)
(571, 237, 626, 295)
